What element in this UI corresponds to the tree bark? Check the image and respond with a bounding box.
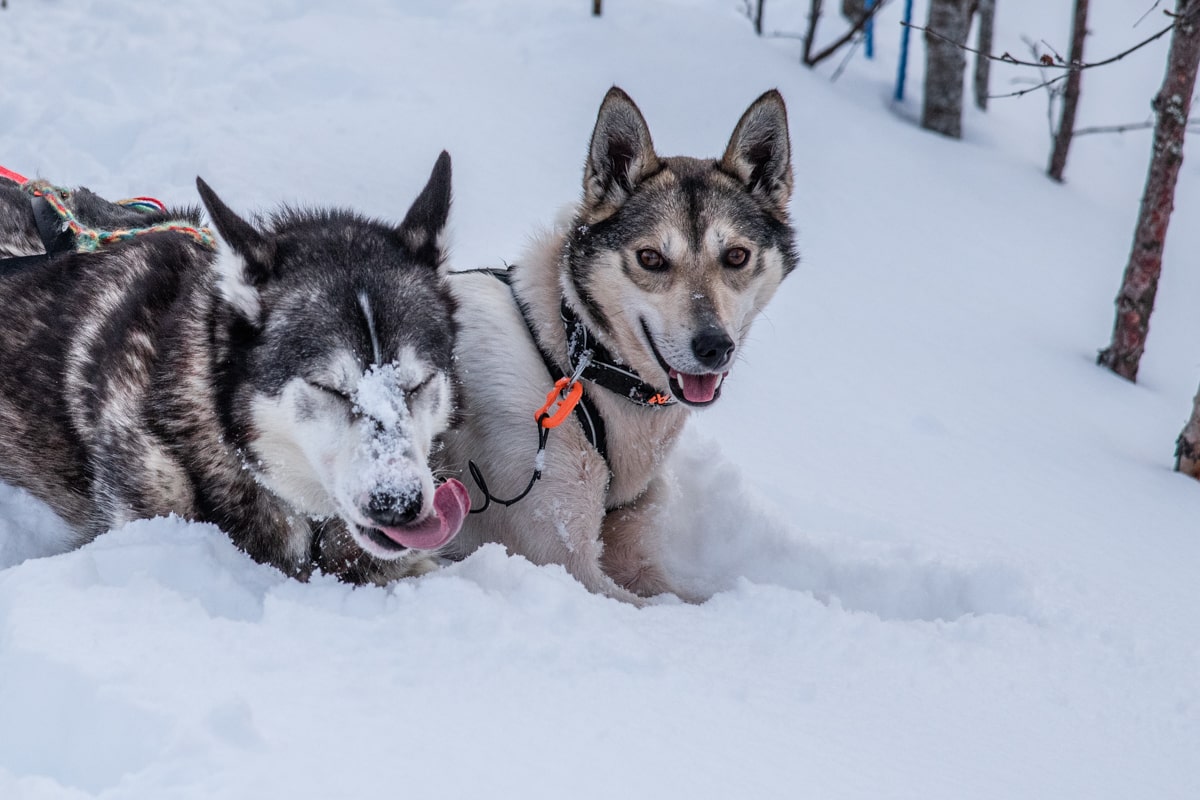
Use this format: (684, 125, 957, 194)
(1176, 381, 1200, 477)
(1048, 0, 1090, 181)
(1098, 1, 1200, 382)
(921, 0, 974, 138)
(973, 0, 996, 110)
(593, 0, 602, 17)
(755, 0, 765, 35)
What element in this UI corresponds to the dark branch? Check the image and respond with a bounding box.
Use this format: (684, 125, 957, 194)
(802, 0, 822, 65)
(901, 6, 1196, 76)
(805, 0, 893, 67)
(1135, 1, 1167, 28)
(989, 73, 1070, 100)
(1024, 38, 1057, 144)
(830, 29, 866, 81)
(1075, 118, 1200, 135)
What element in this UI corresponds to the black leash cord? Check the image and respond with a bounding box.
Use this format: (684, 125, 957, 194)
(467, 418, 550, 514)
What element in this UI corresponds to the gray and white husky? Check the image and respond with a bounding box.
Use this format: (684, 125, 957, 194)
(0, 153, 468, 584)
(442, 89, 797, 602)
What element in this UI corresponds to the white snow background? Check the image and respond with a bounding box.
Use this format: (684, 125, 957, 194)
(2, 1, 1199, 797)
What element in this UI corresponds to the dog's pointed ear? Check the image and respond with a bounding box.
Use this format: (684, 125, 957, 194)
(583, 87, 660, 214)
(396, 151, 452, 271)
(720, 90, 793, 215)
(197, 176, 275, 323)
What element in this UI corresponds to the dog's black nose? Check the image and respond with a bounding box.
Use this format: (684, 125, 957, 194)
(364, 491, 423, 528)
(691, 328, 734, 370)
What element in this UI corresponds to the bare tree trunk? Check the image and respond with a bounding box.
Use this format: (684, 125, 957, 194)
(922, 0, 974, 138)
(1176, 382, 1200, 477)
(1047, 0, 1090, 181)
(593, 0, 602, 16)
(754, 0, 765, 35)
(1098, 0, 1200, 382)
(973, 0, 996, 109)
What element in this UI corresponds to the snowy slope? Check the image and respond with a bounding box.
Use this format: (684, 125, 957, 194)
(1, 1, 1198, 798)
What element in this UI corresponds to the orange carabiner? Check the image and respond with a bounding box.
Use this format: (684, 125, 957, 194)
(535, 377, 584, 428)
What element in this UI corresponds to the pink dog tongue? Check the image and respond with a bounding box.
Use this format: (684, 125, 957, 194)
(672, 370, 722, 403)
(376, 479, 469, 550)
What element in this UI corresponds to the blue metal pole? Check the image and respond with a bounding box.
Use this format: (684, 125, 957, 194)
(894, 0, 915, 100)
(865, 0, 875, 59)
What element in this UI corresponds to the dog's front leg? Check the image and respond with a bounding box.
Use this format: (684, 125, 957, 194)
(600, 477, 694, 601)
(485, 455, 645, 605)
(525, 505, 648, 606)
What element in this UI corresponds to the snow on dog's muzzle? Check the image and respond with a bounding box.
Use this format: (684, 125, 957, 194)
(371, 478, 469, 550)
(349, 361, 468, 551)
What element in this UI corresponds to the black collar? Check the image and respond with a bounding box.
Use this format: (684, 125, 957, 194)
(474, 267, 675, 464)
(559, 299, 677, 408)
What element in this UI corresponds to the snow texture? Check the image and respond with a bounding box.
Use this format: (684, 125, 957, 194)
(1, 1, 1199, 798)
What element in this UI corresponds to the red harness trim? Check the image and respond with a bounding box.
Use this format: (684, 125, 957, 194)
(0, 165, 29, 185)
(2, 166, 170, 217)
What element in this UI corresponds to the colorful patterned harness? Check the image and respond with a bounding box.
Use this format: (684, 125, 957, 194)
(24, 180, 215, 252)
(1, 165, 214, 264)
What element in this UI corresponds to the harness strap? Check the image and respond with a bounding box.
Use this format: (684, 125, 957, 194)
(32, 195, 75, 255)
(0, 165, 28, 184)
(0, 195, 76, 270)
(452, 265, 676, 513)
(486, 268, 610, 461)
(1, 179, 208, 271)
(559, 300, 676, 408)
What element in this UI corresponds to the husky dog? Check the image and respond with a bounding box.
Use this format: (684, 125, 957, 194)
(0, 154, 468, 584)
(442, 89, 797, 601)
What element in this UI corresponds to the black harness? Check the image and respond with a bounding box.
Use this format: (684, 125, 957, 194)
(0, 195, 75, 270)
(459, 267, 675, 512)
(488, 267, 675, 460)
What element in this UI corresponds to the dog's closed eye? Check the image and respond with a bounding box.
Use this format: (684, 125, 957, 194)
(307, 381, 352, 403)
(403, 373, 434, 396)
(403, 373, 442, 410)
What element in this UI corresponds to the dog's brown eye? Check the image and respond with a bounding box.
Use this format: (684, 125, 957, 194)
(637, 249, 667, 271)
(724, 247, 750, 268)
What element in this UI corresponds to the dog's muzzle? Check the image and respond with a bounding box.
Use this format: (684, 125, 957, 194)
(357, 478, 470, 553)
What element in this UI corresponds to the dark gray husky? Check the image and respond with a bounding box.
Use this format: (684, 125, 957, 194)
(0, 153, 468, 584)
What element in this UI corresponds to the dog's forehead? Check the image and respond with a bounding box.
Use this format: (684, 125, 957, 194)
(256, 276, 453, 395)
(272, 213, 400, 262)
(609, 161, 778, 251)
(316, 345, 432, 389)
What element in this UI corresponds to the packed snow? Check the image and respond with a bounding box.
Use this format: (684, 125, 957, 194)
(2, 0, 1198, 797)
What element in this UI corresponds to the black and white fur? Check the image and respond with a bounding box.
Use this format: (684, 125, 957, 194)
(441, 89, 798, 602)
(0, 153, 466, 584)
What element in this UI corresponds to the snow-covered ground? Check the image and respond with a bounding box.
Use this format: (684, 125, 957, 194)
(2, 1, 1198, 797)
